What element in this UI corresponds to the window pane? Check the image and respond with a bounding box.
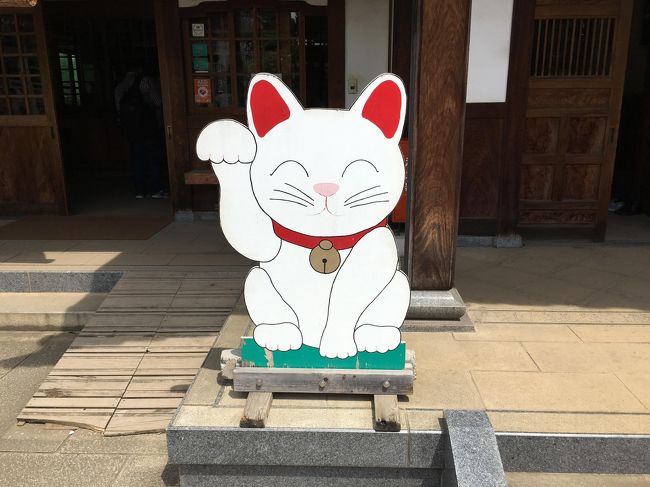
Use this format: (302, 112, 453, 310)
(279, 12, 299, 38)
(279, 39, 299, 74)
(0, 16, 15, 34)
(3, 56, 21, 75)
(9, 97, 26, 115)
(17, 15, 33, 33)
(234, 10, 253, 37)
(211, 41, 229, 73)
(28, 96, 45, 114)
(7, 77, 23, 94)
(236, 40, 254, 73)
(0, 98, 7, 115)
(21, 35, 37, 54)
(237, 75, 250, 107)
(212, 76, 231, 108)
(23, 56, 40, 75)
(25, 76, 42, 95)
(209, 13, 229, 38)
(258, 9, 277, 38)
(1, 35, 19, 54)
(260, 41, 278, 72)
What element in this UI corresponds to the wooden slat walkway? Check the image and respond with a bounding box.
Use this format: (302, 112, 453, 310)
(18, 271, 245, 435)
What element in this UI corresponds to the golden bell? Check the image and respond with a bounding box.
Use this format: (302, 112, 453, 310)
(309, 239, 341, 274)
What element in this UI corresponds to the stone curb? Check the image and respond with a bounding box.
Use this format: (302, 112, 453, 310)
(0, 271, 123, 293)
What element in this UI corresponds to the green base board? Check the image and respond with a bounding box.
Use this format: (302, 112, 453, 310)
(240, 337, 406, 370)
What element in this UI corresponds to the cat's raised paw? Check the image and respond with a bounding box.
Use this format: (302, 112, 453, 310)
(254, 322, 302, 352)
(354, 325, 401, 353)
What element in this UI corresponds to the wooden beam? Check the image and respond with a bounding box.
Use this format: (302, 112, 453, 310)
(153, 0, 192, 211)
(233, 367, 414, 395)
(497, 0, 536, 237)
(373, 395, 401, 432)
(240, 392, 273, 428)
(405, 0, 471, 290)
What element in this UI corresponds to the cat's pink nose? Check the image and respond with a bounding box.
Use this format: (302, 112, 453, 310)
(313, 182, 339, 197)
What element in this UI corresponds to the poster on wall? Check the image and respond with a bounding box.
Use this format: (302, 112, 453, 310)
(194, 78, 212, 104)
(191, 23, 205, 37)
(196, 73, 410, 364)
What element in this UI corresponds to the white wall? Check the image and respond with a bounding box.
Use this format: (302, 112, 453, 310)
(466, 0, 514, 103)
(344, 0, 390, 108)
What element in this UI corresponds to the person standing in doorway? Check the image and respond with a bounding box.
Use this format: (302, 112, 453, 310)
(115, 67, 168, 199)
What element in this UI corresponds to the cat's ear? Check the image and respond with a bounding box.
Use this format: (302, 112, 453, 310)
(247, 74, 303, 138)
(350, 74, 406, 143)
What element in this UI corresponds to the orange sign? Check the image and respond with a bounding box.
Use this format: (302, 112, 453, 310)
(194, 78, 211, 104)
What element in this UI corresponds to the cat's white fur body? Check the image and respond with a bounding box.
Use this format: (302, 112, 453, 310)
(197, 73, 410, 359)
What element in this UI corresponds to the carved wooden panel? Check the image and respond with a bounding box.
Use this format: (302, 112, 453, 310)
(459, 118, 501, 219)
(520, 165, 554, 201)
(520, 209, 596, 225)
(527, 88, 610, 109)
(525, 117, 559, 154)
(566, 116, 607, 154)
(562, 164, 600, 201)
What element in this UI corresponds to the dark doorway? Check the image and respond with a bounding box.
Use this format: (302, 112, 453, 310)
(43, 0, 171, 216)
(609, 0, 650, 241)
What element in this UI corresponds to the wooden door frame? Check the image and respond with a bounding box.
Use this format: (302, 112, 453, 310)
(595, 0, 633, 240)
(497, 0, 536, 236)
(0, 4, 68, 214)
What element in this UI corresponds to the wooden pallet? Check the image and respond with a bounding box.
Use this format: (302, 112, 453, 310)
(222, 348, 415, 432)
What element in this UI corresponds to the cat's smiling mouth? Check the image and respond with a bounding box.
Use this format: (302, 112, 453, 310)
(311, 198, 342, 217)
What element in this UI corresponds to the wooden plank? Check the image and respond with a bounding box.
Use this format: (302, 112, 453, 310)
(17, 408, 114, 432)
(233, 367, 414, 395)
(373, 395, 401, 432)
(104, 408, 176, 436)
(407, 0, 471, 289)
(134, 352, 206, 376)
(123, 376, 193, 398)
(147, 334, 218, 352)
(117, 397, 183, 409)
(240, 392, 273, 428)
(184, 169, 218, 185)
(26, 397, 120, 408)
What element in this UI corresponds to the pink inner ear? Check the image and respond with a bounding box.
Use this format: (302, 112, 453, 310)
(250, 80, 290, 137)
(361, 80, 402, 139)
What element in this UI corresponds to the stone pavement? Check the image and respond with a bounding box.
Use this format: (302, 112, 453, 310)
(0, 220, 649, 485)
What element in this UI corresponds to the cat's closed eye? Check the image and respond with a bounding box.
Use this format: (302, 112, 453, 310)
(341, 159, 378, 177)
(270, 160, 310, 177)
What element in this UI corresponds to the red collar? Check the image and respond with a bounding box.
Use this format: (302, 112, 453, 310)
(272, 219, 387, 250)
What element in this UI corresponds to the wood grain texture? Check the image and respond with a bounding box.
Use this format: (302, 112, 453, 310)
(240, 392, 273, 428)
(233, 367, 414, 395)
(154, 0, 193, 211)
(373, 394, 401, 432)
(407, 0, 471, 290)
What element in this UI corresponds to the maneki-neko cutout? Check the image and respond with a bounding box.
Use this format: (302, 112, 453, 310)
(197, 73, 410, 368)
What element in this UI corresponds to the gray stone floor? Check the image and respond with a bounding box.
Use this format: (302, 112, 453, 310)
(0, 330, 178, 487)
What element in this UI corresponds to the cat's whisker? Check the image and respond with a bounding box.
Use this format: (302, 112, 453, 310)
(273, 189, 314, 206)
(284, 183, 314, 201)
(344, 185, 381, 204)
(269, 198, 309, 208)
(349, 200, 390, 209)
(344, 192, 389, 206)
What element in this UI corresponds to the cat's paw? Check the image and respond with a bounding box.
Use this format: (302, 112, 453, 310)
(354, 325, 401, 353)
(196, 120, 256, 165)
(254, 322, 302, 352)
(319, 331, 357, 359)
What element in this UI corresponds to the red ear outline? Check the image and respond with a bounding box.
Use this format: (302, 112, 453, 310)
(361, 80, 402, 139)
(249, 80, 290, 137)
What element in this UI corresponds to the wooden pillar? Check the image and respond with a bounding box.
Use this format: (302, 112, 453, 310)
(405, 0, 471, 290)
(497, 0, 536, 238)
(154, 0, 192, 212)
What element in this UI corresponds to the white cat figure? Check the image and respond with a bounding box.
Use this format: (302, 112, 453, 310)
(197, 73, 410, 359)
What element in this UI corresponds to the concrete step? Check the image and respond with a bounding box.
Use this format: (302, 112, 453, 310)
(0, 293, 107, 330)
